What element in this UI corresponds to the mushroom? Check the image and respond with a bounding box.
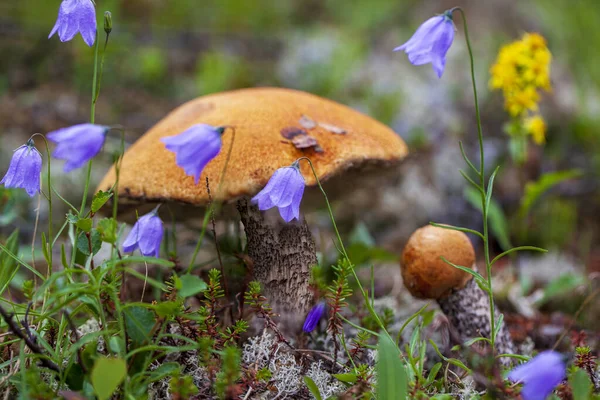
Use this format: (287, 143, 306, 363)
(98, 87, 407, 325)
(400, 225, 515, 361)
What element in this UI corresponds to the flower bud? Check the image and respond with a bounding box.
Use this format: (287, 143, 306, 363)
(104, 11, 112, 34)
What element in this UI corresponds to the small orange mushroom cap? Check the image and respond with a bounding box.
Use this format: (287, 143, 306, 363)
(400, 225, 475, 299)
(97, 87, 407, 207)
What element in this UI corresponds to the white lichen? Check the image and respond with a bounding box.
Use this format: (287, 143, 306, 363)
(305, 361, 345, 400)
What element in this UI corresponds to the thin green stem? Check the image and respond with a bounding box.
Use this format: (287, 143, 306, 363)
(30, 134, 53, 275)
(187, 127, 237, 273)
(454, 7, 496, 351)
(297, 157, 397, 349)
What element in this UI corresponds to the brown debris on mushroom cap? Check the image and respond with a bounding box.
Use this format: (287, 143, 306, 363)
(401, 225, 475, 299)
(96, 87, 408, 207)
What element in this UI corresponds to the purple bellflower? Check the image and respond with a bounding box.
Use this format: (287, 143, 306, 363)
(49, 0, 97, 47)
(0, 140, 43, 197)
(251, 161, 305, 223)
(47, 124, 109, 172)
(161, 124, 224, 184)
(394, 11, 455, 78)
(122, 208, 164, 258)
(303, 302, 326, 333)
(507, 350, 567, 400)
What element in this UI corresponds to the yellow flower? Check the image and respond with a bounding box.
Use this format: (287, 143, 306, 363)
(489, 32, 552, 118)
(525, 115, 546, 144)
(506, 86, 539, 117)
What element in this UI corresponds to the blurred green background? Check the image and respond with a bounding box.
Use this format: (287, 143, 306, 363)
(0, 0, 599, 293)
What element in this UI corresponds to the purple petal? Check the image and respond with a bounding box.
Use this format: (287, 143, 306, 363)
(430, 23, 455, 78)
(507, 351, 566, 400)
(393, 13, 455, 78)
(137, 214, 164, 258)
(122, 211, 164, 257)
(1, 144, 42, 197)
(162, 124, 222, 184)
(49, 0, 97, 47)
(394, 16, 444, 53)
(48, 124, 108, 172)
(303, 302, 326, 333)
(122, 222, 141, 253)
(252, 164, 306, 222)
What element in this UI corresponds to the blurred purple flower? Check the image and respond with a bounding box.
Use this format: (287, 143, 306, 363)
(122, 209, 164, 258)
(0, 140, 42, 197)
(251, 161, 305, 223)
(303, 302, 326, 333)
(49, 0, 97, 47)
(161, 124, 224, 184)
(394, 11, 455, 78)
(47, 124, 108, 172)
(507, 351, 567, 400)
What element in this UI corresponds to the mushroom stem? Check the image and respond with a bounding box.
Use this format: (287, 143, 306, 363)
(437, 276, 515, 364)
(237, 198, 316, 326)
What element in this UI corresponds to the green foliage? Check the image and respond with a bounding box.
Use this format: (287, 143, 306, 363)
(97, 217, 118, 244)
(91, 190, 113, 214)
(91, 357, 127, 400)
(518, 169, 582, 221)
(570, 368, 593, 400)
(175, 273, 208, 298)
(169, 374, 199, 399)
(215, 346, 241, 399)
(376, 335, 407, 399)
(0, 229, 19, 295)
(124, 306, 156, 347)
(304, 376, 323, 400)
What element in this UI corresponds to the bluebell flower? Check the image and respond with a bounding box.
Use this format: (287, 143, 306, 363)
(394, 11, 455, 78)
(303, 302, 326, 333)
(49, 0, 97, 47)
(161, 124, 224, 184)
(122, 209, 164, 258)
(251, 161, 305, 223)
(0, 140, 43, 197)
(507, 351, 567, 400)
(47, 123, 109, 172)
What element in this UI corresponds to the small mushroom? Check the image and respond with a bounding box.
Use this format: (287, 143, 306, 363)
(400, 225, 515, 361)
(98, 87, 408, 326)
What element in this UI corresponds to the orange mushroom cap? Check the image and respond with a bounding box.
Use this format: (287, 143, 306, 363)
(96, 87, 407, 207)
(400, 225, 475, 299)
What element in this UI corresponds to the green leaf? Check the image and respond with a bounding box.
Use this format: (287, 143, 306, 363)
(76, 218, 93, 233)
(440, 257, 488, 289)
(177, 274, 208, 298)
(109, 336, 125, 354)
(485, 166, 500, 216)
(97, 218, 118, 244)
(91, 357, 127, 400)
(376, 335, 407, 399)
(424, 363, 442, 387)
(0, 229, 19, 296)
(91, 190, 113, 213)
(304, 376, 323, 400)
(538, 273, 587, 305)
(124, 306, 156, 347)
(464, 187, 512, 251)
(493, 313, 504, 343)
(41, 232, 50, 263)
(76, 230, 101, 256)
(148, 362, 181, 383)
(571, 368, 593, 400)
(154, 301, 182, 318)
(333, 373, 357, 384)
(518, 169, 582, 219)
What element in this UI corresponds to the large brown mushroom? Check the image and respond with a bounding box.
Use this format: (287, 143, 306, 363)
(98, 87, 408, 324)
(401, 225, 515, 361)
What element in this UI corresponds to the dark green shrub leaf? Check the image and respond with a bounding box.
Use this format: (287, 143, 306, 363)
(91, 357, 127, 400)
(124, 306, 156, 347)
